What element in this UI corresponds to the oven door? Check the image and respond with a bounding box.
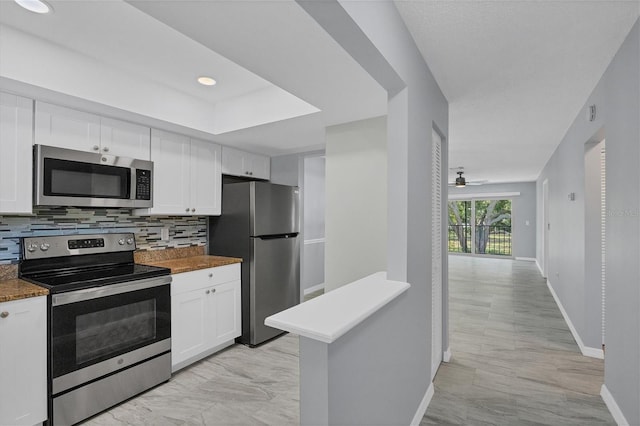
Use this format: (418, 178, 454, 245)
(50, 276, 171, 395)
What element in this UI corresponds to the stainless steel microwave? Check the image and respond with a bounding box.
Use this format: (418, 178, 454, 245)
(34, 144, 153, 208)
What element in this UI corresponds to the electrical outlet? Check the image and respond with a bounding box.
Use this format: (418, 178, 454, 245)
(161, 227, 170, 240)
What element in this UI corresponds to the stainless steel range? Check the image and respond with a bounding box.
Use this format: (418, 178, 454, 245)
(20, 233, 172, 426)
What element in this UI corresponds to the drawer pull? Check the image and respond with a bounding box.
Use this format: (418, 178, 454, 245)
(208, 273, 213, 278)
(0, 311, 9, 319)
(205, 290, 210, 295)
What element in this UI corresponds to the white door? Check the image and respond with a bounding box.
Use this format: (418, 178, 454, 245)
(600, 144, 606, 348)
(542, 179, 549, 278)
(34, 101, 101, 152)
(0, 93, 33, 214)
(190, 138, 221, 215)
(148, 129, 190, 215)
(431, 128, 443, 380)
(100, 117, 150, 160)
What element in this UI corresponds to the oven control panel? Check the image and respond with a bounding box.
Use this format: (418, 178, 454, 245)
(22, 233, 137, 259)
(68, 238, 105, 250)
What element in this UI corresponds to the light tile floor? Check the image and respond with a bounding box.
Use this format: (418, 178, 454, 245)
(85, 334, 299, 425)
(421, 255, 614, 425)
(86, 258, 613, 425)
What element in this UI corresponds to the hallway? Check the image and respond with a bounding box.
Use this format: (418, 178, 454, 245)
(422, 256, 614, 425)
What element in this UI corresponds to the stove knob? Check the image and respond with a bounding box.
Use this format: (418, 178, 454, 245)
(40, 243, 50, 251)
(118, 238, 125, 245)
(126, 238, 134, 245)
(26, 243, 38, 253)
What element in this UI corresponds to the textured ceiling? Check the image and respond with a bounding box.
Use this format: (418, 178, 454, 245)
(395, 0, 639, 183)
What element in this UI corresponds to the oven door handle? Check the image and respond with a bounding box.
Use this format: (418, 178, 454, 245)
(52, 276, 172, 306)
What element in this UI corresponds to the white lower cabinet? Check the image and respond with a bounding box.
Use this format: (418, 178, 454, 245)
(171, 264, 241, 372)
(0, 296, 47, 426)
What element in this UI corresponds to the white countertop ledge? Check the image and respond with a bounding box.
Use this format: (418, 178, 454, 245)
(265, 272, 410, 344)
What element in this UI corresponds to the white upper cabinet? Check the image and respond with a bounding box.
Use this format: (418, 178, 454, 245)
(100, 117, 151, 160)
(221, 146, 270, 180)
(246, 151, 271, 180)
(146, 129, 191, 215)
(190, 138, 221, 216)
(140, 129, 221, 216)
(35, 101, 150, 159)
(0, 93, 33, 214)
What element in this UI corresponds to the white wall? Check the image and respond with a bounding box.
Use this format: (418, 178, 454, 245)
(536, 20, 640, 424)
(324, 116, 387, 292)
(298, 2, 449, 423)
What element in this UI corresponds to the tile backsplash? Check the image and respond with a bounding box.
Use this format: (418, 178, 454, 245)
(0, 207, 207, 264)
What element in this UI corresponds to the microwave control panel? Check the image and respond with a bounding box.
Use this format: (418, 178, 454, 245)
(135, 169, 151, 200)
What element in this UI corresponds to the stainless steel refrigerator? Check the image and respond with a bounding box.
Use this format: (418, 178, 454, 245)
(209, 181, 300, 346)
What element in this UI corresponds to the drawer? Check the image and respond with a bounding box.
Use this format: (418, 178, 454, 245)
(171, 263, 240, 295)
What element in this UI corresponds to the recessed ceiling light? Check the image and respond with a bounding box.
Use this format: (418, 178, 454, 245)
(197, 76, 217, 86)
(14, 0, 52, 14)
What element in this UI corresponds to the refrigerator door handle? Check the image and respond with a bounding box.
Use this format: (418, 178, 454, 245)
(255, 233, 299, 240)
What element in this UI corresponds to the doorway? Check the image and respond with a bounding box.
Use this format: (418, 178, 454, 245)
(584, 139, 606, 354)
(542, 179, 549, 278)
(431, 128, 443, 380)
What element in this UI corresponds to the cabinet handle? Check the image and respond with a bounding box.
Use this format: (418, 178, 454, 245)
(211, 288, 216, 294)
(191, 208, 196, 213)
(92, 145, 100, 151)
(102, 146, 109, 152)
(205, 290, 210, 295)
(0, 311, 8, 319)
(208, 273, 213, 278)
(185, 208, 190, 213)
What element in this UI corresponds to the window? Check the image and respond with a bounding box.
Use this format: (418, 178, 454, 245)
(448, 199, 512, 256)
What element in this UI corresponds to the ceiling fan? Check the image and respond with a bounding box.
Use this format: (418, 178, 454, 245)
(447, 168, 488, 187)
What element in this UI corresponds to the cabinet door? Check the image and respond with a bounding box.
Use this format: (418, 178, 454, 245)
(190, 139, 221, 216)
(171, 287, 209, 368)
(212, 280, 241, 345)
(34, 101, 101, 152)
(0, 297, 47, 426)
(147, 129, 190, 215)
(248, 152, 271, 180)
(100, 117, 151, 160)
(0, 93, 33, 214)
(221, 146, 247, 177)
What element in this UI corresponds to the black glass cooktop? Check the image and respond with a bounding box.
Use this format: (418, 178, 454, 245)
(22, 263, 170, 294)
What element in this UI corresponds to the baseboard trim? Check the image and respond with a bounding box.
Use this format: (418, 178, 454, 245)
(515, 257, 536, 262)
(601, 384, 629, 426)
(410, 382, 434, 426)
(546, 280, 604, 359)
(443, 347, 452, 363)
(303, 283, 325, 296)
